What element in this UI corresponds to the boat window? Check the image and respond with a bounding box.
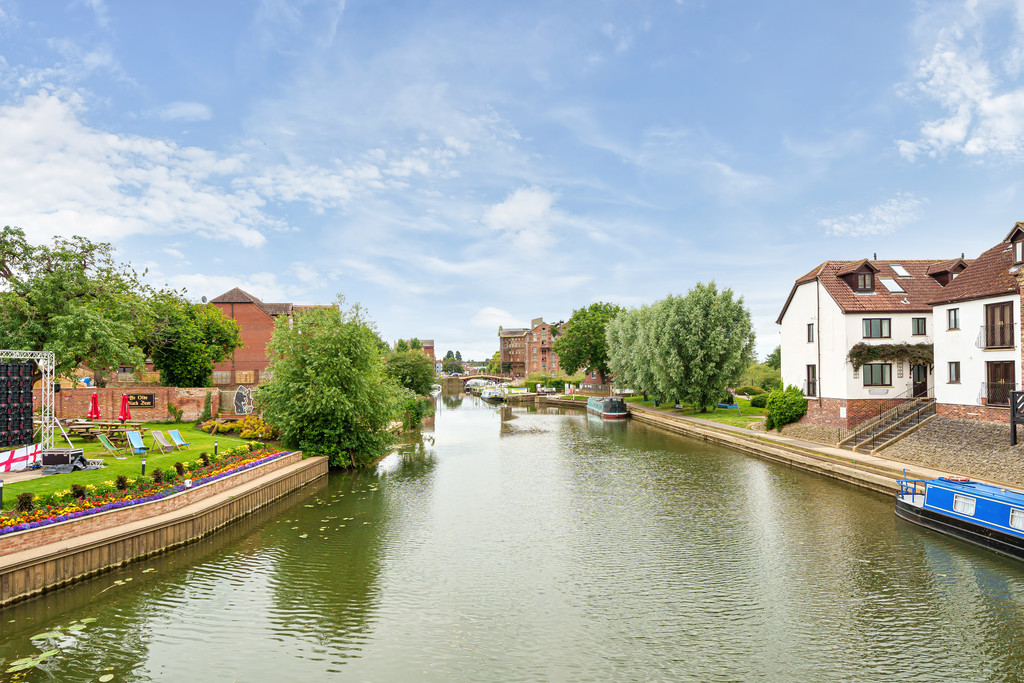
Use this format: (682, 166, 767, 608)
(1011, 509, 1024, 530)
(953, 494, 976, 516)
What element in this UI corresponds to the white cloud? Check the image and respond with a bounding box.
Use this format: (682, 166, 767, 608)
(0, 91, 275, 247)
(471, 307, 526, 330)
(154, 101, 213, 122)
(162, 247, 185, 259)
(819, 193, 927, 238)
(900, 2, 1024, 159)
(484, 186, 557, 253)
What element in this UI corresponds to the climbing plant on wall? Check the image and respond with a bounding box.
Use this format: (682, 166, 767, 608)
(846, 342, 933, 370)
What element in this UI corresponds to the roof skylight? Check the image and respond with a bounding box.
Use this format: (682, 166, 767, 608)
(879, 277, 906, 293)
(890, 264, 911, 277)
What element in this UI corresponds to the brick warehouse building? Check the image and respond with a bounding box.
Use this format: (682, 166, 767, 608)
(210, 288, 335, 386)
(498, 317, 564, 378)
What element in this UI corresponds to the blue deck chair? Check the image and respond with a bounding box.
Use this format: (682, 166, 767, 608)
(126, 430, 148, 455)
(168, 429, 191, 451)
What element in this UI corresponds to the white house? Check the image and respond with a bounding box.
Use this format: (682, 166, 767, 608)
(777, 258, 965, 430)
(930, 225, 1024, 421)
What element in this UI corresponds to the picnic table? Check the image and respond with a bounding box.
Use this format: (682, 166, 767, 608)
(63, 420, 147, 445)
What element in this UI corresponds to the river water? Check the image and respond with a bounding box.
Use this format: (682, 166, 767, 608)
(3, 395, 1024, 681)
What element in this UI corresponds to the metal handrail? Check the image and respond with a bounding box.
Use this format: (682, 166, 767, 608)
(837, 384, 935, 448)
(976, 323, 1016, 349)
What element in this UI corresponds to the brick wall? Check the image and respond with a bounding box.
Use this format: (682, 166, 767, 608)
(800, 397, 911, 430)
(43, 387, 221, 422)
(936, 402, 1009, 423)
(212, 301, 277, 386)
(0, 452, 301, 557)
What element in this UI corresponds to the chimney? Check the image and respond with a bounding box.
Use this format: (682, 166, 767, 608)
(873, 253, 877, 260)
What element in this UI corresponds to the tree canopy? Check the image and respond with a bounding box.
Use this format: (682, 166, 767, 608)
(552, 301, 624, 376)
(394, 339, 410, 353)
(765, 345, 781, 370)
(607, 283, 755, 411)
(147, 293, 242, 387)
(0, 226, 152, 384)
(386, 350, 435, 395)
(257, 298, 402, 468)
(409, 338, 422, 350)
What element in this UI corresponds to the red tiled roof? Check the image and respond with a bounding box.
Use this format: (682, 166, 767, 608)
(211, 288, 333, 318)
(925, 258, 967, 276)
(777, 259, 960, 324)
(210, 287, 262, 305)
(928, 242, 1019, 305)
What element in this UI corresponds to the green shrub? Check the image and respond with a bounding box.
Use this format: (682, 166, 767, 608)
(525, 380, 539, 392)
(737, 386, 766, 396)
(764, 385, 808, 431)
(16, 492, 34, 512)
(749, 394, 768, 408)
(199, 392, 212, 423)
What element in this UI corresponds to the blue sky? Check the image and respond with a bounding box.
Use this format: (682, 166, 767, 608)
(2, 1, 1024, 361)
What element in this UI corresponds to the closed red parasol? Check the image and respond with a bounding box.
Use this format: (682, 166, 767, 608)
(118, 394, 132, 423)
(87, 392, 100, 419)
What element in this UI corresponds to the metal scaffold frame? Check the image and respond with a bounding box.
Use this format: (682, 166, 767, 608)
(0, 349, 57, 450)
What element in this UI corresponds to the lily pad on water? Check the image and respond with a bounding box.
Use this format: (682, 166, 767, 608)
(30, 631, 62, 640)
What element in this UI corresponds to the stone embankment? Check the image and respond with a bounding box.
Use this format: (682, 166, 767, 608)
(541, 396, 970, 495)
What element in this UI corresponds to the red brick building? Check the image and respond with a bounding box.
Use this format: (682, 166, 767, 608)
(210, 288, 333, 386)
(499, 318, 564, 377)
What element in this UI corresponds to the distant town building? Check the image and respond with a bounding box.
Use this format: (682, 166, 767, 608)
(210, 288, 335, 387)
(499, 317, 564, 377)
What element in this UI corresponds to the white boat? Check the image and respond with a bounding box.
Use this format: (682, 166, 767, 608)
(481, 385, 504, 402)
(430, 383, 442, 396)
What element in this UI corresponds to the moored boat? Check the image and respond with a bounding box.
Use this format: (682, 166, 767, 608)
(480, 385, 504, 402)
(586, 396, 628, 419)
(896, 473, 1024, 561)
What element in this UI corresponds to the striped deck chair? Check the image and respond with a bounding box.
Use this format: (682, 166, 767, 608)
(126, 430, 148, 455)
(151, 430, 175, 454)
(168, 429, 191, 451)
(97, 433, 127, 460)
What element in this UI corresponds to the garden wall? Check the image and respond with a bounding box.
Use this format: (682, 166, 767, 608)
(39, 387, 222, 422)
(0, 454, 327, 607)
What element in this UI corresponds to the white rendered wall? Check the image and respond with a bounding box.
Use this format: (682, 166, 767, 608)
(842, 310, 932, 399)
(933, 295, 1018, 406)
(780, 281, 847, 398)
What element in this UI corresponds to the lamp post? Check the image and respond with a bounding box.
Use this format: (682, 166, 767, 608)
(0, 479, 4, 511)
(141, 457, 146, 476)
(214, 441, 218, 457)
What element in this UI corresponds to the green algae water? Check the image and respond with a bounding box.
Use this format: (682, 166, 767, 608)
(4, 395, 1024, 681)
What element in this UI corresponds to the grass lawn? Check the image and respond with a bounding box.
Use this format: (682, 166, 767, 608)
(1, 423, 253, 511)
(624, 395, 767, 429)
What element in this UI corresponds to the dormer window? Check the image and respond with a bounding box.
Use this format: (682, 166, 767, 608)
(857, 273, 873, 291)
(1015, 240, 1023, 264)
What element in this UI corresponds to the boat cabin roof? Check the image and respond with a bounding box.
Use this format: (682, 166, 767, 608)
(929, 478, 1024, 505)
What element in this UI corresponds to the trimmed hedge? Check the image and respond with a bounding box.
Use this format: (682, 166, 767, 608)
(764, 385, 807, 431)
(749, 394, 768, 408)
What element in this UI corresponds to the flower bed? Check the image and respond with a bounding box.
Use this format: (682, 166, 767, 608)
(0, 445, 289, 537)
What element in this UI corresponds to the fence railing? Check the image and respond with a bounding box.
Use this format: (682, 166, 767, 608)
(837, 383, 934, 447)
(977, 323, 1016, 349)
(980, 381, 1016, 406)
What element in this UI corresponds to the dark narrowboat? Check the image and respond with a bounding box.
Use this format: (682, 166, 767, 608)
(586, 396, 629, 420)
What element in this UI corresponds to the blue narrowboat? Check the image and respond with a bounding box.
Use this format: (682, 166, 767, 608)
(586, 397, 629, 420)
(896, 473, 1024, 561)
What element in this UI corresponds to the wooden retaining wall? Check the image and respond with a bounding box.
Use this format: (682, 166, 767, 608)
(0, 455, 327, 607)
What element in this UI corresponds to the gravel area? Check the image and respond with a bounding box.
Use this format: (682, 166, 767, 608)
(776, 422, 841, 445)
(880, 416, 1024, 488)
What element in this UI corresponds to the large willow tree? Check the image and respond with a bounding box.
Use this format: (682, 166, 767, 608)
(257, 298, 402, 468)
(607, 282, 755, 411)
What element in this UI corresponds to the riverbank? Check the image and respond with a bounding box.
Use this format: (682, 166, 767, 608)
(541, 395, 973, 494)
(0, 454, 328, 606)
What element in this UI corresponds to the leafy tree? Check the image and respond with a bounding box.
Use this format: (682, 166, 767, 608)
(444, 350, 454, 360)
(257, 298, 402, 468)
(394, 339, 409, 353)
(0, 226, 152, 385)
(455, 350, 462, 361)
(486, 351, 501, 374)
(553, 301, 624, 376)
(386, 350, 435, 395)
(607, 283, 754, 411)
(743, 362, 782, 391)
(148, 293, 242, 387)
(409, 338, 422, 350)
(765, 345, 781, 370)
(442, 359, 464, 374)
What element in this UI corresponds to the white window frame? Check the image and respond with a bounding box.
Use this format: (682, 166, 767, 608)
(1011, 508, 1024, 531)
(953, 494, 976, 516)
